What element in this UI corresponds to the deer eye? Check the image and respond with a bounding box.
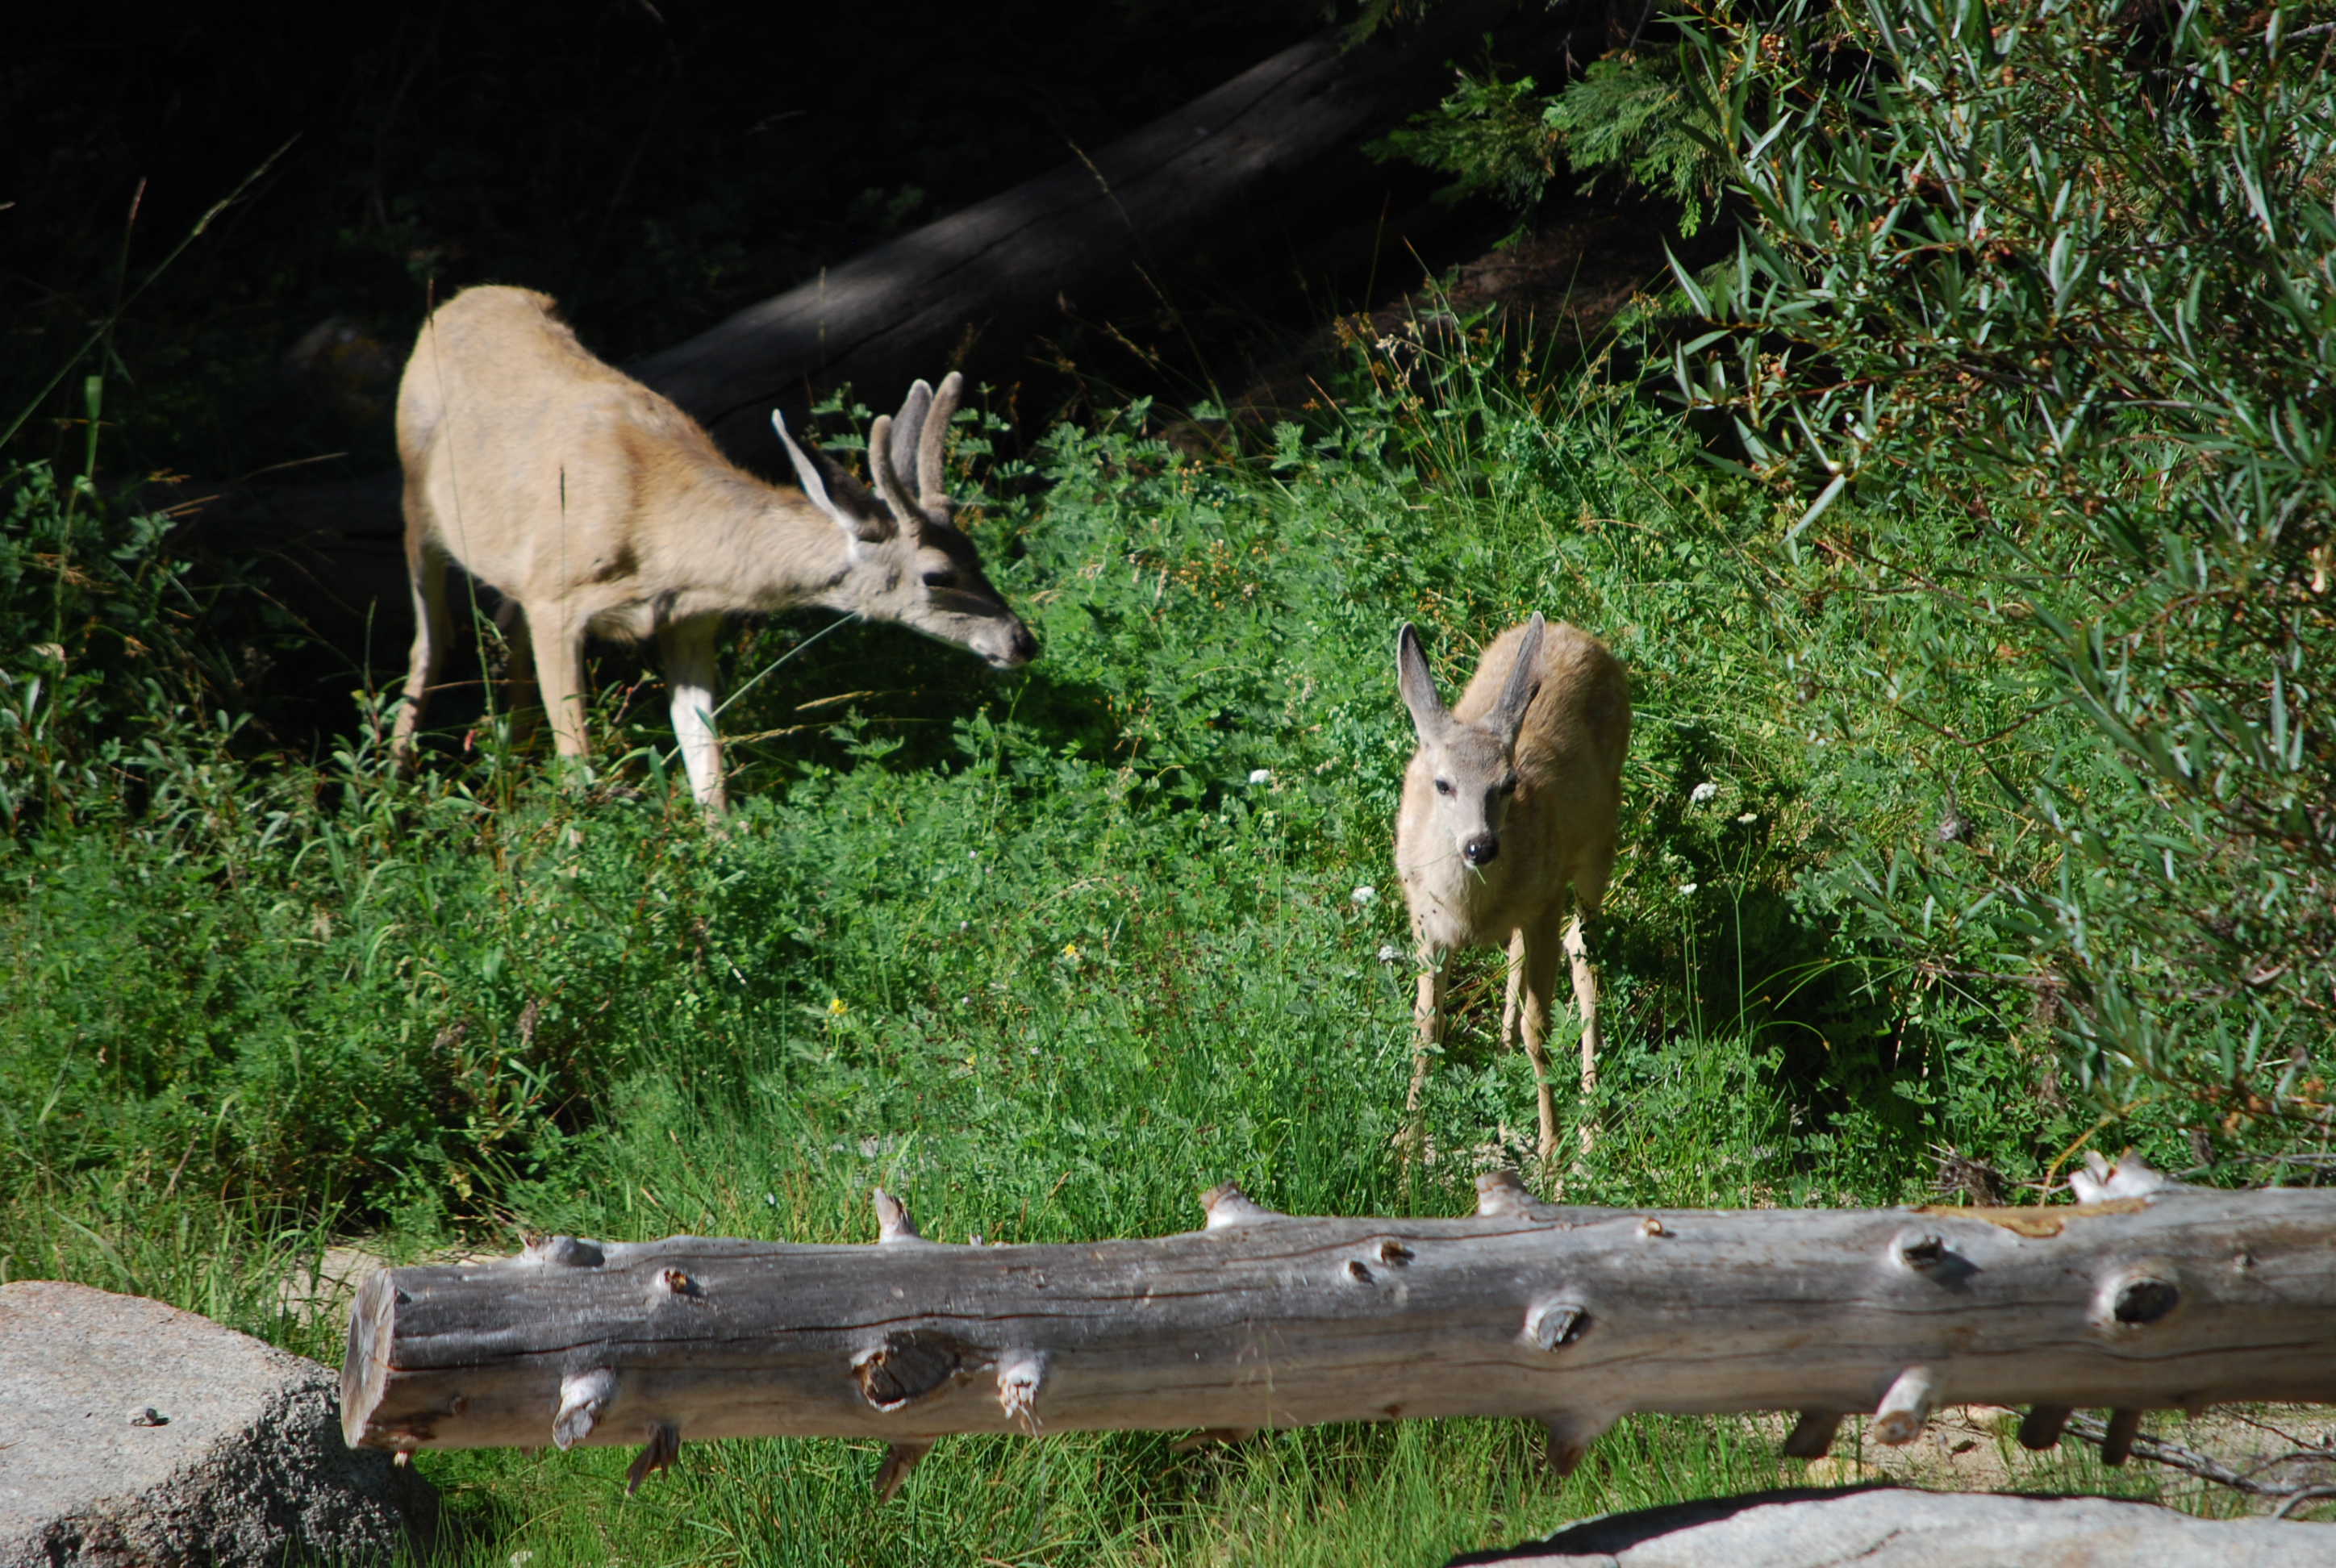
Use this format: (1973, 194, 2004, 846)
(921, 569, 957, 589)
(1433, 778, 1453, 796)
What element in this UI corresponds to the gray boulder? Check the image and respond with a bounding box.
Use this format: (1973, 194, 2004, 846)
(1460, 1486, 2336, 1567)
(0, 1280, 433, 1567)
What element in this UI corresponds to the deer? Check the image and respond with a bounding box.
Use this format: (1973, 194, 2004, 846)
(1393, 612, 1630, 1170)
(387, 285, 1037, 812)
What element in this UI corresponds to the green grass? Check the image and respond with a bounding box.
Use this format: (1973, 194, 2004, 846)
(0, 332, 2236, 1563)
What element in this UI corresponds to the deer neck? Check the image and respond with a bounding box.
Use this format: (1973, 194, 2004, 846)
(649, 460, 861, 615)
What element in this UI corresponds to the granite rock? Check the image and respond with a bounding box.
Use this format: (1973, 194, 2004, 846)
(0, 1281, 433, 1567)
(1458, 1486, 2336, 1567)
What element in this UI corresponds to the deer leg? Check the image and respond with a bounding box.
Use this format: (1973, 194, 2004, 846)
(390, 536, 451, 769)
(493, 598, 540, 748)
(1565, 908, 1604, 1157)
(1404, 953, 1445, 1165)
(529, 606, 591, 781)
(659, 615, 727, 814)
(1501, 928, 1526, 1052)
(1514, 918, 1566, 1169)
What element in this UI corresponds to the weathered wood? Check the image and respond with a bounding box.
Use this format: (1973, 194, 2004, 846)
(342, 1160, 2336, 1483)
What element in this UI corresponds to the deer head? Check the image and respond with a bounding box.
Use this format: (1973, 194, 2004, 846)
(772, 372, 1037, 669)
(1397, 612, 1546, 869)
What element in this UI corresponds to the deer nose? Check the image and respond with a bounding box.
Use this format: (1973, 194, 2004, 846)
(1463, 833, 1500, 866)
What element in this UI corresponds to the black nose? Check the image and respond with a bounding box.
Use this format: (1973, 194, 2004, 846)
(1463, 834, 1499, 866)
(1012, 623, 1039, 662)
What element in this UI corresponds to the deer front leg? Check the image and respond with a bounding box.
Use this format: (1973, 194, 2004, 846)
(1500, 928, 1526, 1051)
(1513, 920, 1566, 1169)
(492, 598, 540, 749)
(1404, 952, 1445, 1166)
(659, 614, 727, 813)
(529, 605, 591, 782)
(390, 536, 451, 769)
(1564, 909, 1603, 1157)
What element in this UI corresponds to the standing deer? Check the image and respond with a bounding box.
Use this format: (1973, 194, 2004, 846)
(1394, 613, 1629, 1167)
(389, 286, 1037, 811)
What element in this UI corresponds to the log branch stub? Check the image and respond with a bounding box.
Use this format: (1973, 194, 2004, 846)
(1199, 1182, 1286, 1229)
(996, 1349, 1048, 1431)
(1525, 1300, 1590, 1354)
(2018, 1404, 2073, 1450)
(1475, 1170, 1541, 1219)
(1541, 1412, 1614, 1478)
(1873, 1366, 1940, 1446)
(340, 1186, 2336, 1454)
(624, 1420, 679, 1494)
(523, 1233, 605, 1268)
(875, 1439, 933, 1500)
(553, 1369, 616, 1451)
(873, 1188, 926, 1245)
(1782, 1410, 1845, 1460)
(2101, 1407, 2144, 1466)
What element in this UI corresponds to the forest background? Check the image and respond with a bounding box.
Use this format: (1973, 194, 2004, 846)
(5, 0, 2332, 1561)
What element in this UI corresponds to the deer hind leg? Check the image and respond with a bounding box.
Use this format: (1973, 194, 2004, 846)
(1513, 917, 1567, 1169)
(390, 535, 451, 769)
(659, 614, 727, 813)
(492, 598, 540, 749)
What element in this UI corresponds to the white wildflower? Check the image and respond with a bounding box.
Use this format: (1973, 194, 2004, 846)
(1351, 886, 1376, 906)
(1249, 768, 1273, 785)
(1690, 782, 1719, 805)
(1679, 882, 1700, 896)
(1378, 944, 1400, 964)
(1737, 811, 1758, 824)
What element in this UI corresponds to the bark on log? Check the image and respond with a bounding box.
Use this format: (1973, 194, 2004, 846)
(341, 1162, 2336, 1483)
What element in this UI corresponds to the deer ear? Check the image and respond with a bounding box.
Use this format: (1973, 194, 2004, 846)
(774, 410, 895, 544)
(1395, 623, 1446, 738)
(867, 412, 921, 528)
(1490, 612, 1546, 744)
(891, 381, 932, 501)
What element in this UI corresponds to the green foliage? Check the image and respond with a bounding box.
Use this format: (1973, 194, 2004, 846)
(1371, 52, 1725, 233)
(1674, 0, 2336, 1163)
(1370, 68, 1565, 212)
(0, 432, 210, 832)
(1544, 54, 1726, 235)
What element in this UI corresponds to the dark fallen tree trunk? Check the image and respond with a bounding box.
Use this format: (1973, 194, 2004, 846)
(635, 0, 1559, 473)
(170, 5, 1587, 658)
(341, 1161, 2336, 1497)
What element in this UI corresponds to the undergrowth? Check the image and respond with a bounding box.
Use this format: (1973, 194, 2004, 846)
(0, 313, 2251, 1558)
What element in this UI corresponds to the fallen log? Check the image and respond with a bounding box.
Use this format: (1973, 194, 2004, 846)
(341, 1158, 2336, 1494)
(632, 0, 1571, 474)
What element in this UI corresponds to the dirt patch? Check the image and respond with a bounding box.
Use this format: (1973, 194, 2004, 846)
(1775, 1403, 2336, 1516)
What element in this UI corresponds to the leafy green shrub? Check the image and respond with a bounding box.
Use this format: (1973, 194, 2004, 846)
(1674, 0, 2336, 1170)
(1370, 52, 1725, 233)
(0, 433, 208, 832)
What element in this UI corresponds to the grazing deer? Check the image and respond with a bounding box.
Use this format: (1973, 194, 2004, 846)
(1394, 613, 1629, 1167)
(388, 286, 1037, 811)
